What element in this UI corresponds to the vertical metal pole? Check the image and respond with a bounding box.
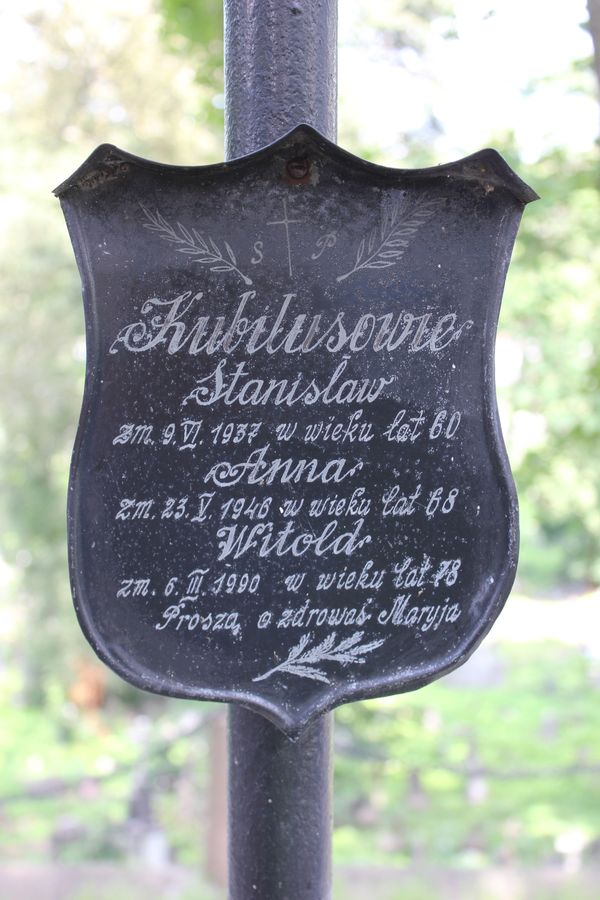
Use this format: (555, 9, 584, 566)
(224, 0, 337, 159)
(228, 710, 333, 900)
(224, 3, 337, 899)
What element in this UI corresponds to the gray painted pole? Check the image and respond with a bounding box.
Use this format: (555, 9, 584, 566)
(228, 710, 333, 900)
(224, 2, 337, 898)
(224, 0, 337, 160)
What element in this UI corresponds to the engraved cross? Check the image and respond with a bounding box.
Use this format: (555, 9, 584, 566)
(267, 197, 302, 277)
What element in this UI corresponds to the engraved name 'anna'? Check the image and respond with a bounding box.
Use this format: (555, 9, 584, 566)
(109, 291, 473, 358)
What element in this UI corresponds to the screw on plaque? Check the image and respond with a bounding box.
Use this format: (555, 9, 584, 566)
(285, 156, 311, 183)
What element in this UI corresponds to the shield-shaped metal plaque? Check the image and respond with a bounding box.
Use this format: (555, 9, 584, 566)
(56, 125, 536, 734)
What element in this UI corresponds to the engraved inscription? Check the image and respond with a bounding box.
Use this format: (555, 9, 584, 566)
(107, 263, 474, 681)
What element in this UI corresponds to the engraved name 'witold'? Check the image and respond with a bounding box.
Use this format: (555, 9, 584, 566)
(109, 292, 473, 357)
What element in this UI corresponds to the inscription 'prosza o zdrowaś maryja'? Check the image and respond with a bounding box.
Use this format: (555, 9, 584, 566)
(56, 124, 537, 735)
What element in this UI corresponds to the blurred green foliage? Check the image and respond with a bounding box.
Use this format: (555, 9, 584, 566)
(2, 644, 600, 871)
(159, 0, 224, 133)
(334, 643, 600, 867)
(501, 149, 600, 584)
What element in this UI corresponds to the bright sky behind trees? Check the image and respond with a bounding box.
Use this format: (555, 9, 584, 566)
(339, 0, 597, 162)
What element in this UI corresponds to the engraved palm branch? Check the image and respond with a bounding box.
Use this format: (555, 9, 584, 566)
(253, 631, 385, 684)
(139, 204, 252, 286)
(336, 197, 438, 283)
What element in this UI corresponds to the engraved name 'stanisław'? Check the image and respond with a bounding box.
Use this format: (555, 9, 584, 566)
(109, 291, 473, 407)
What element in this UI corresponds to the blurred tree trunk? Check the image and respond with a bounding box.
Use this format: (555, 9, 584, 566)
(588, 0, 600, 92)
(206, 711, 228, 887)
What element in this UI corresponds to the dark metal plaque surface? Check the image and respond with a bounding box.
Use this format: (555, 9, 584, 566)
(56, 125, 536, 735)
